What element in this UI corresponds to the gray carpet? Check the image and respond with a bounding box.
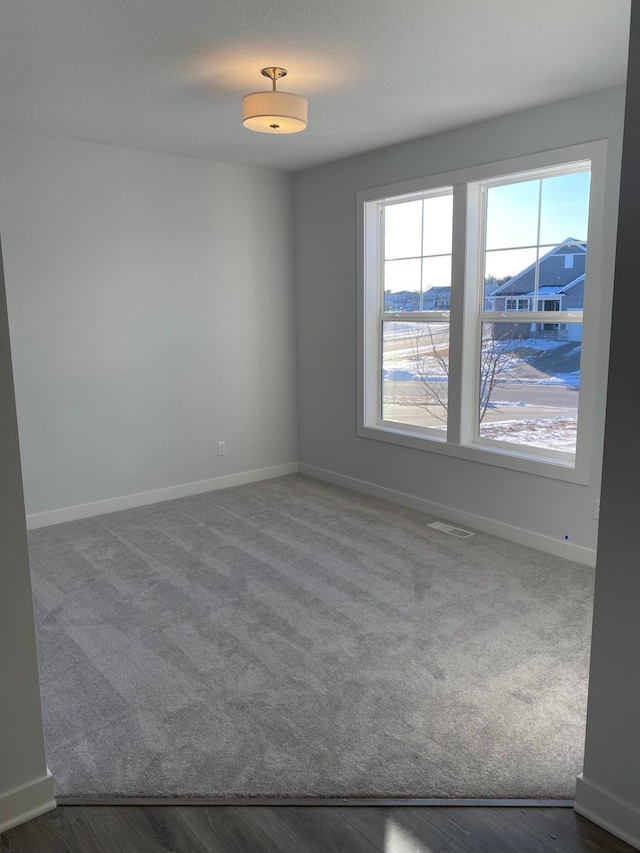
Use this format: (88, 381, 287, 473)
(29, 474, 594, 799)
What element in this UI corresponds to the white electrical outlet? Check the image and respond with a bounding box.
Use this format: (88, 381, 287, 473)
(594, 499, 600, 520)
(217, 441, 226, 456)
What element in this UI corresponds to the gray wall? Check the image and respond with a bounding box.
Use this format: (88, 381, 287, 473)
(0, 131, 297, 516)
(293, 86, 625, 557)
(576, 3, 640, 843)
(0, 237, 52, 826)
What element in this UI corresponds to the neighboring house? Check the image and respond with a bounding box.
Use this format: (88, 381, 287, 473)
(384, 285, 451, 312)
(384, 290, 421, 311)
(488, 239, 586, 341)
(422, 285, 451, 310)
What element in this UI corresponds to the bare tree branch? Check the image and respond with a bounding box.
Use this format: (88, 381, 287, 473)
(409, 323, 449, 423)
(409, 322, 528, 424)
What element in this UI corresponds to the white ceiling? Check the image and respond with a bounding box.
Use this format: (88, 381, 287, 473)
(0, 1, 631, 172)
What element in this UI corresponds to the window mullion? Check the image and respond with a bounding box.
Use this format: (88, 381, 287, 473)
(533, 178, 543, 307)
(446, 182, 468, 445)
(458, 181, 484, 447)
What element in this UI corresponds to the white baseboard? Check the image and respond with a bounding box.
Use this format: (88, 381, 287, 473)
(26, 463, 299, 529)
(299, 463, 596, 567)
(26, 459, 597, 567)
(575, 774, 640, 850)
(0, 770, 56, 834)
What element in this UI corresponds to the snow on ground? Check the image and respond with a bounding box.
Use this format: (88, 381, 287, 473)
(538, 372, 580, 388)
(479, 416, 577, 452)
(382, 333, 580, 452)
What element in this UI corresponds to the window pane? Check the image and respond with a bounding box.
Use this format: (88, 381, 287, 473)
(477, 322, 582, 455)
(484, 248, 537, 311)
(384, 200, 422, 260)
(421, 255, 452, 311)
(382, 321, 448, 430)
(423, 194, 453, 256)
(485, 180, 539, 250)
(384, 258, 421, 311)
(539, 171, 590, 246)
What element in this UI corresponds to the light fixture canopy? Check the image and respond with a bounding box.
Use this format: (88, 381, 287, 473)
(242, 67, 308, 134)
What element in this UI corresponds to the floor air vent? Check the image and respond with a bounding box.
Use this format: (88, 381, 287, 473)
(428, 521, 475, 538)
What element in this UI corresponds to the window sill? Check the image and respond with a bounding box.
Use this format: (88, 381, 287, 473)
(357, 422, 588, 484)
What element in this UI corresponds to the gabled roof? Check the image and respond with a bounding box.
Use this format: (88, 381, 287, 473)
(492, 239, 586, 296)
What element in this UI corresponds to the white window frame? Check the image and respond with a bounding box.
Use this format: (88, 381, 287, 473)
(356, 141, 607, 485)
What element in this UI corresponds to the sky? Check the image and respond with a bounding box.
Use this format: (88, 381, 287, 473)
(383, 169, 591, 291)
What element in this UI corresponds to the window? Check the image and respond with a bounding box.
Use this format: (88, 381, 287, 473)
(358, 142, 606, 483)
(506, 298, 529, 311)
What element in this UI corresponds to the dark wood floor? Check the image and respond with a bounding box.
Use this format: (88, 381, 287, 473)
(1, 805, 636, 852)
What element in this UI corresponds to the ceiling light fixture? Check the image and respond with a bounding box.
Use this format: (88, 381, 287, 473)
(242, 67, 308, 134)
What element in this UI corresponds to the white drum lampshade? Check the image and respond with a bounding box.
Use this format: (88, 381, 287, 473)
(242, 67, 308, 134)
